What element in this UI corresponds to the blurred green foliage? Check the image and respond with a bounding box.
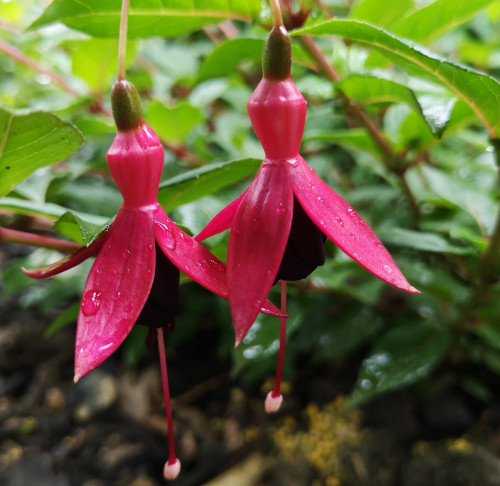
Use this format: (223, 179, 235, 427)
(2, 0, 500, 406)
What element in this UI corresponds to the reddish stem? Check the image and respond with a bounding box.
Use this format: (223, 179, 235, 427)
(272, 280, 287, 396)
(0, 227, 81, 252)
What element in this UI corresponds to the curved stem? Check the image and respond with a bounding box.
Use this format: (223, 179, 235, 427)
(272, 280, 288, 397)
(0, 227, 81, 252)
(118, 0, 130, 80)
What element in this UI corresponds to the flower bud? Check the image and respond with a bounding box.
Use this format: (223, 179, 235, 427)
(111, 79, 143, 131)
(263, 25, 291, 81)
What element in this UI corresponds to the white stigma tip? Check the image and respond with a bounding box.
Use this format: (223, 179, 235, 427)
(163, 458, 181, 480)
(265, 391, 283, 414)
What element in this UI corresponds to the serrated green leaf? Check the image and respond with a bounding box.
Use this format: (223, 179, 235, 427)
(146, 100, 204, 144)
(53, 211, 111, 245)
(197, 38, 264, 82)
(390, 0, 496, 44)
(377, 227, 477, 255)
(29, 0, 260, 38)
(336, 75, 453, 137)
(0, 197, 108, 225)
(0, 107, 83, 197)
(293, 19, 500, 137)
(350, 323, 450, 405)
(157, 158, 261, 211)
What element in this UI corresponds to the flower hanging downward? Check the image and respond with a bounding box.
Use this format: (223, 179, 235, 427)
(197, 24, 419, 411)
(23, 79, 282, 478)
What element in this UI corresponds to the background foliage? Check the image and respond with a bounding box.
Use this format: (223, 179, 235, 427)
(2, 0, 500, 409)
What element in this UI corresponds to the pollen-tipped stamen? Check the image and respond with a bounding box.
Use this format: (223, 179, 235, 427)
(157, 327, 181, 480)
(265, 280, 287, 414)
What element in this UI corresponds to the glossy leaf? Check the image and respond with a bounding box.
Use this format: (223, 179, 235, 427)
(29, 0, 260, 38)
(54, 211, 111, 245)
(0, 107, 83, 197)
(146, 100, 204, 144)
(336, 75, 452, 137)
(157, 158, 260, 211)
(293, 19, 500, 137)
(350, 323, 450, 405)
(349, 0, 413, 28)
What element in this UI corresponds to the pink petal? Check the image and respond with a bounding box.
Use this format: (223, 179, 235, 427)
(22, 232, 108, 279)
(153, 204, 285, 321)
(195, 190, 247, 242)
(227, 160, 294, 345)
(290, 157, 419, 294)
(74, 206, 156, 381)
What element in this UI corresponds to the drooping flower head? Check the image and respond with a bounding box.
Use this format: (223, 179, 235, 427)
(23, 79, 282, 479)
(197, 23, 419, 412)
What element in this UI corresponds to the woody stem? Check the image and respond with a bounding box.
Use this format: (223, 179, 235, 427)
(0, 227, 81, 252)
(118, 0, 130, 80)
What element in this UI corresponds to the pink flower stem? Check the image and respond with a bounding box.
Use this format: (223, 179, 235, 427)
(273, 280, 287, 397)
(117, 0, 130, 81)
(156, 328, 179, 468)
(0, 227, 81, 252)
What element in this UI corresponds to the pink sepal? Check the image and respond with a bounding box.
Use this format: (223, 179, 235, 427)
(227, 160, 294, 345)
(74, 206, 156, 381)
(290, 157, 419, 294)
(195, 190, 247, 242)
(22, 232, 109, 279)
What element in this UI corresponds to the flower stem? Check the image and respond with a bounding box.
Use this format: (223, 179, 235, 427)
(0, 227, 81, 252)
(156, 327, 181, 480)
(269, 0, 285, 28)
(117, 0, 130, 81)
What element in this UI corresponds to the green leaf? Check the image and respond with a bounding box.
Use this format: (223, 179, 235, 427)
(293, 19, 500, 137)
(0, 107, 83, 197)
(377, 227, 477, 255)
(303, 128, 384, 159)
(0, 197, 108, 225)
(44, 302, 79, 337)
(53, 211, 111, 245)
(146, 100, 204, 144)
(336, 75, 453, 137)
(197, 38, 264, 82)
(157, 158, 261, 211)
(389, 0, 497, 44)
(70, 39, 136, 93)
(350, 323, 450, 405)
(349, 0, 413, 28)
(474, 324, 500, 352)
(29, 0, 260, 38)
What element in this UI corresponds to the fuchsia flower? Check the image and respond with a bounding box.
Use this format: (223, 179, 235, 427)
(23, 79, 282, 478)
(197, 26, 419, 411)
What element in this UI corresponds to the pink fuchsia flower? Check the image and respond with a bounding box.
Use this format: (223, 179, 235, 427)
(23, 79, 282, 478)
(197, 26, 419, 412)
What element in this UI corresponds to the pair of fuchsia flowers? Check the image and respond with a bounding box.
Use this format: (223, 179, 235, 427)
(24, 23, 418, 481)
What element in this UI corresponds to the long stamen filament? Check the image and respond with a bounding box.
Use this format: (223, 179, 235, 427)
(265, 280, 287, 413)
(157, 327, 181, 480)
(117, 0, 130, 80)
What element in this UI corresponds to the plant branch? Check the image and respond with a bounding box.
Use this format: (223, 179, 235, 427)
(0, 227, 81, 252)
(0, 39, 79, 96)
(118, 0, 130, 80)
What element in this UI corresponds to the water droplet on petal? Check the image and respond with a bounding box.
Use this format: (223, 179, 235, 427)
(353, 253, 361, 260)
(335, 217, 344, 227)
(317, 196, 324, 203)
(82, 289, 101, 316)
(146, 244, 154, 252)
(155, 221, 176, 249)
(122, 249, 131, 260)
(346, 207, 356, 218)
(112, 291, 121, 302)
(208, 259, 224, 272)
(347, 233, 356, 241)
(383, 265, 393, 274)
